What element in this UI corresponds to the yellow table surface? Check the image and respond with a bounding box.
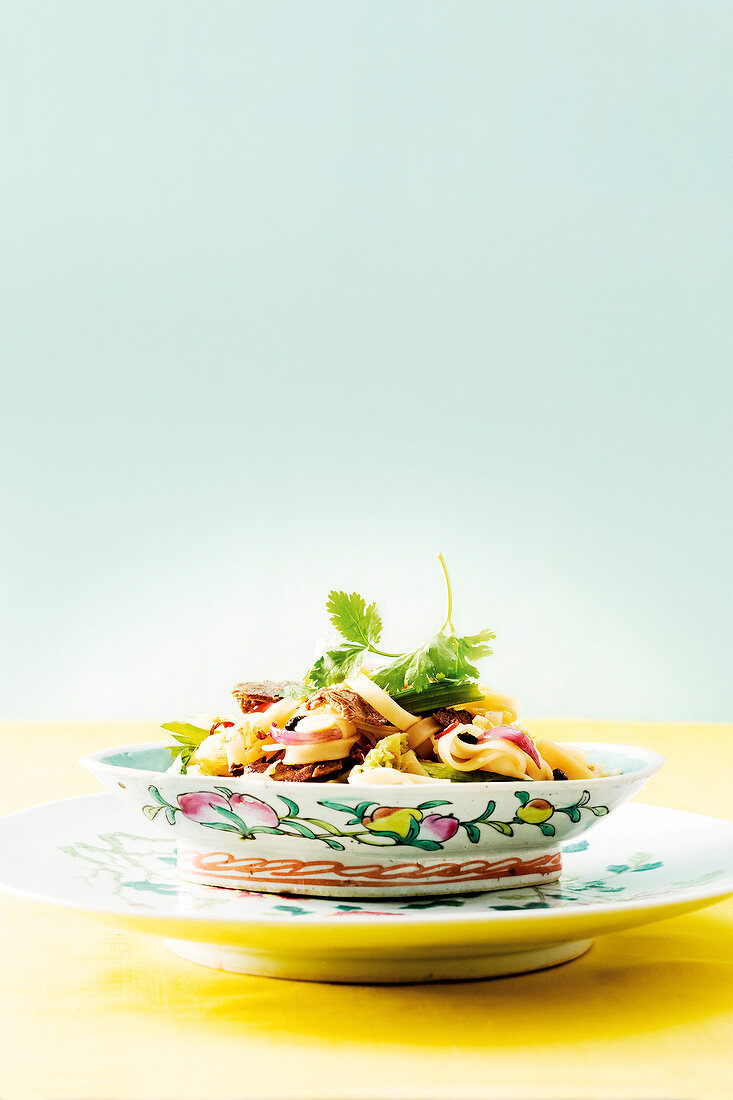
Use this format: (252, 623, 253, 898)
(1, 719, 732, 1100)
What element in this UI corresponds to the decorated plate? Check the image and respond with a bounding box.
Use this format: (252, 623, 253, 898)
(0, 794, 730, 982)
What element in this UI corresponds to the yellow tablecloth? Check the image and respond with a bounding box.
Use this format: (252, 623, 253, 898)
(1, 720, 731, 1100)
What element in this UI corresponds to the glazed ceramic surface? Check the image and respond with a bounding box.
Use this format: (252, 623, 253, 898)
(0, 794, 730, 981)
(80, 742, 663, 897)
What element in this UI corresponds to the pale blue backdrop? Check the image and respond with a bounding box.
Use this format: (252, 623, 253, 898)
(2, 2, 731, 722)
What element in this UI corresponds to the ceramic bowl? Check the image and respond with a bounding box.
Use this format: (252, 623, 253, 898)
(81, 741, 663, 898)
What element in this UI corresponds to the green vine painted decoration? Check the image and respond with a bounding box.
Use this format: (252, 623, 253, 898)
(143, 787, 348, 851)
(141, 785, 610, 852)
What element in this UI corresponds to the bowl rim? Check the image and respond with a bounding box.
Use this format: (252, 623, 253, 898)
(80, 739, 665, 793)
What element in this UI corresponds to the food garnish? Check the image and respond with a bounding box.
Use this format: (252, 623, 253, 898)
(305, 555, 495, 698)
(163, 557, 606, 785)
(160, 721, 212, 771)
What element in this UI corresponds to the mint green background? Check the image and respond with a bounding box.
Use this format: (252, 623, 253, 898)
(2, 3, 731, 721)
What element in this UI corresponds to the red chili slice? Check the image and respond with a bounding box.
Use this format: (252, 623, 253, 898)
(209, 719, 235, 735)
(441, 721, 461, 736)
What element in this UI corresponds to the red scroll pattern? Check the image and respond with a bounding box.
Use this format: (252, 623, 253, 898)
(178, 848, 562, 888)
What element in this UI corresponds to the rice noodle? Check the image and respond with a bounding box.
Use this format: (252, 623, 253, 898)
(400, 749, 429, 775)
(467, 687, 521, 725)
(348, 766, 445, 785)
(436, 725, 553, 780)
(346, 673, 417, 730)
(281, 737, 358, 765)
(177, 670, 608, 783)
(294, 712, 356, 738)
(406, 716, 440, 752)
(224, 725, 269, 767)
(244, 697, 300, 734)
(533, 738, 597, 779)
(352, 720, 399, 744)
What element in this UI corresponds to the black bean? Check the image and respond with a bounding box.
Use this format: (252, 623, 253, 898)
(552, 768, 568, 781)
(284, 715, 303, 731)
(458, 732, 479, 745)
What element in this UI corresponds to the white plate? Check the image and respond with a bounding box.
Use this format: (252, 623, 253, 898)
(0, 794, 730, 982)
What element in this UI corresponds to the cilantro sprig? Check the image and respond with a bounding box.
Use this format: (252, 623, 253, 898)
(161, 721, 210, 773)
(304, 556, 495, 696)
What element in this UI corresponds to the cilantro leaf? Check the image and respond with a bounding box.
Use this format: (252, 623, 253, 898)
(371, 638, 435, 694)
(447, 629, 495, 679)
(369, 652, 415, 694)
(161, 721, 211, 773)
(372, 629, 495, 694)
(305, 641, 368, 690)
(371, 634, 453, 694)
(161, 721, 211, 748)
(326, 591, 382, 648)
(305, 559, 495, 698)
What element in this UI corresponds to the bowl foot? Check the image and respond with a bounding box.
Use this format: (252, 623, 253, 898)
(176, 845, 562, 896)
(163, 936, 592, 982)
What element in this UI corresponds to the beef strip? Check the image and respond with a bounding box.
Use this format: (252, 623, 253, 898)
(231, 759, 268, 777)
(305, 686, 388, 726)
(232, 680, 301, 714)
(230, 752, 285, 778)
(268, 758, 348, 783)
(432, 707, 475, 728)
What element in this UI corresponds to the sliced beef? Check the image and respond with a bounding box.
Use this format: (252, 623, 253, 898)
(268, 758, 348, 783)
(349, 742, 367, 766)
(230, 759, 269, 777)
(432, 707, 475, 729)
(305, 686, 388, 726)
(232, 680, 302, 715)
(229, 753, 284, 778)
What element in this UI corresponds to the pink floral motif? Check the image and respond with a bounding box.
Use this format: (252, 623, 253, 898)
(229, 795, 279, 828)
(177, 792, 280, 830)
(177, 792, 230, 823)
(419, 813, 460, 842)
(143, 784, 611, 853)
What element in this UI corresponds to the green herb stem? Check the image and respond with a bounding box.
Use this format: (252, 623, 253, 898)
(438, 553, 455, 635)
(391, 681, 483, 714)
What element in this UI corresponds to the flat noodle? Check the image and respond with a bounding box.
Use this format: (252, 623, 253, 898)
(437, 730, 533, 779)
(245, 698, 299, 734)
(436, 727, 554, 780)
(350, 766, 444, 785)
(533, 738, 597, 780)
(280, 737, 358, 765)
(468, 687, 521, 725)
(346, 673, 418, 730)
(406, 716, 440, 751)
(179, 675, 607, 783)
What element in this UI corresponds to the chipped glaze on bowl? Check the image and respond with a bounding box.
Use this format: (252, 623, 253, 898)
(81, 742, 663, 897)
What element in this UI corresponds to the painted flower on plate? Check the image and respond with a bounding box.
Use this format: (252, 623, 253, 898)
(362, 807, 422, 840)
(176, 792, 279, 830)
(419, 812, 459, 842)
(228, 794, 280, 828)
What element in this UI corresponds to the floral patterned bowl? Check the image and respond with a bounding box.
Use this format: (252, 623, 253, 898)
(81, 741, 663, 897)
